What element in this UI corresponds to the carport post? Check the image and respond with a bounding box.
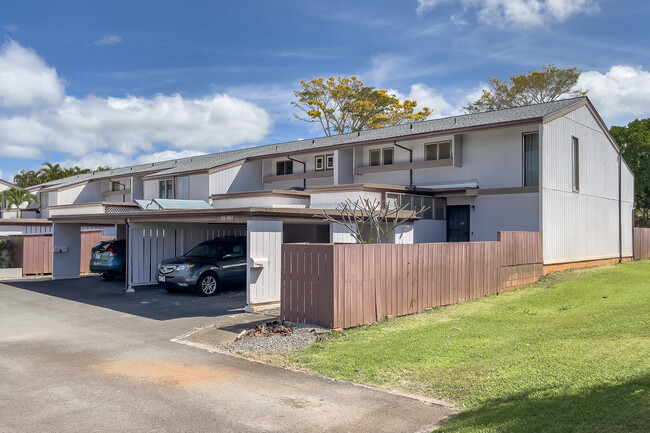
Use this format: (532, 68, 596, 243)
(52, 223, 82, 280)
(124, 219, 134, 293)
(245, 220, 283, 312)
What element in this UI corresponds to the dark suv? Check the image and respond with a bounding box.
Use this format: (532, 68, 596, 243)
(90, 239, 126, 280)
(156, 236, 246, 296)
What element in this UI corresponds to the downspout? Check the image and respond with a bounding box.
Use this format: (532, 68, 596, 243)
(287, 156, 306, 189)
(618, 151, 622, 263)
(393, 141, 414, 189)
(109, 178, 127, 203)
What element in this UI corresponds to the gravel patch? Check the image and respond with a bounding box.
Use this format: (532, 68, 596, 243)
(220, 321, 328, 354)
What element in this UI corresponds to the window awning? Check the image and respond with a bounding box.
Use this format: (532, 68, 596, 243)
(135, 199, 213, 211)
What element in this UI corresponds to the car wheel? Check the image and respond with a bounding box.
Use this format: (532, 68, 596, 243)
(101, 273, 115, 280)
(197, 273, 219, 296)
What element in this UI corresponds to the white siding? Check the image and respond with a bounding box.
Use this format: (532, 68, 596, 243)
(57, 182, 102, 205)
(188, 173, 209, 200)
(542, 105, 634, 263)
(143, 180, 158, 200)
(447, 193, 539, 241)
(331, 223, 357, 243)
(210, 161, 264, 196)
(246, 220, 282, 305)
(310, 190, 383, 209)
(414, 220, 446, 243)
(212, 195, 309, 209)
(353, 125, 537, 188)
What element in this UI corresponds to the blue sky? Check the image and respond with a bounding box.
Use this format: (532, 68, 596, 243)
(1, 0, 650, 182)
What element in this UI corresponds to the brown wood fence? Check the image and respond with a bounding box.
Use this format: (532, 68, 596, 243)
(634, 228, 650, 260)
(281, 231, 543, 329)
(13, 231, 112, 276)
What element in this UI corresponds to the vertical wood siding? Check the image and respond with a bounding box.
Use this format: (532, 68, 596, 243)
(634, 228, 650, 260)
(281, 232, 543, 328)
(21, 236, 52, 275)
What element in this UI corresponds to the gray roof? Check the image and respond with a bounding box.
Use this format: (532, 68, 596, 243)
(42, 97, 586, 189)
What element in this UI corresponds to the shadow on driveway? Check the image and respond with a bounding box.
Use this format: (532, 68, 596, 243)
(0, 275, 247, 321)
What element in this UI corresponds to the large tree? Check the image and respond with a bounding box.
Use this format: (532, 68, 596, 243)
(13, 162, 106, 187)
(13, 170, 40, 188)
(465, 65, 586, 113)
(611, 119, 650, 227)
(292, 76, 432, 136)
(0, 187, 39, 218)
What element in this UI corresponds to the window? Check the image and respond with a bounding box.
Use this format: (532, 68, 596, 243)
(159, 179, 173, 199)
(382, 148, 394, 165)
(315, 155, 324, 171)
(523, 132, 539, 187)
(111, 181, 122, 192)
(176, 176, 189, 200)
(572, 137, 580, 192)
(326, 154, 334, 170)
(369, 149, 381, 166)
(425, 141, 452, 161)
(276, 160, 293, 175)
(386, 193, 445, 220)
(369, 148, 394, 166)
(222, 242, 244, 259)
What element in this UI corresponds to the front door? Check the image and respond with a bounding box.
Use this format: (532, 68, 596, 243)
(447, 205, 470, 242)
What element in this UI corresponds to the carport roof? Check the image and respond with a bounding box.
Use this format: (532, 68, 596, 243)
(49, 206, 420, 225)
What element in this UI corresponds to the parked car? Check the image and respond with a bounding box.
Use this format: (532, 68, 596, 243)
(156, 236, 246, 296)
(90, 239, 126, 280)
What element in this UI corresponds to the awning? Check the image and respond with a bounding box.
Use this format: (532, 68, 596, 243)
(135, 198, 213, 211)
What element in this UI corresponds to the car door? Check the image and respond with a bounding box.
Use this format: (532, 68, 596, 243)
(217, 241, 246, 284)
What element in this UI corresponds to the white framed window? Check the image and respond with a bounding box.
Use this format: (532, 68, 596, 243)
(176, 176, 189, 200)
(111, 181, 122, 191)
(386, 193, 445, 220)
(159, 179, 173, 199)
(369, 147, 394, 166)
(523, 132, 539, 187)
(326, 154, 334, 170)
(425, 141, 452, 161)
(277, 160, 293, 175)
(315, 155, 324, 171)
(572, 136, 579, 192)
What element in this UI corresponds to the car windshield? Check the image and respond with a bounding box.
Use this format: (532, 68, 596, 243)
(184, 242, 224, 258)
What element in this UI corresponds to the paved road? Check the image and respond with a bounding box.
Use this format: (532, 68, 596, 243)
(0, 277, 454, 433)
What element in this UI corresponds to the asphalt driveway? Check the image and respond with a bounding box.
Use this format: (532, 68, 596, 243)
(0, 277, 454, 433)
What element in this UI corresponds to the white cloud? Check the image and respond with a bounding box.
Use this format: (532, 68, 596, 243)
(4, 24, 18, 32)
(0, 40, 65, 107)
(95, 34, 123, 46)
(0, 40, 273, 162)
(388, 83, 488, 119)
(578, 65, 650, 122)
(417, 0, 599, 27)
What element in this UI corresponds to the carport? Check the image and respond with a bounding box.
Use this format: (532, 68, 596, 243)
(49, 208, 340, 311)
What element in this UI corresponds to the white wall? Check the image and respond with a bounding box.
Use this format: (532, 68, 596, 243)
(210, 161, 264, 195)
(56, 182, 102, 205)
(52, 223, 81, 280)
(246, 220, 283, 306)
(353, 125, 537, 188)
(188, 173, 209, 200)
(542, 105, 634, 263)
(447, 193, 539, 241)
(212, 195, 309, 209)
(414, 220, 446, 243)
(143, 180, 158, 200)
(310, 190, 383, 209)
(331, 223, 357, 243)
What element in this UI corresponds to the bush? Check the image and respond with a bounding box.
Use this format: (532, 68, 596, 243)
(0, 238, 13, 268)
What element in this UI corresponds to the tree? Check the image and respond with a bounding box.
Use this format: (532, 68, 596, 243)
(13, 170, 40, 188)
(610, 119, 650, 227)
(37, 162, 65, 182)
(321, 197, 425, 244)
(292, 76, 432, 136)
(465, 65, 586, 113)
(0, 187, 39, 218)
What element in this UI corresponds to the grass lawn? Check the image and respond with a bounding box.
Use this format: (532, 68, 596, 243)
(278, 261, 650, 432)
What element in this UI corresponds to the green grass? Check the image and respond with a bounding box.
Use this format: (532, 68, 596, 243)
(279, 261, 650, 432)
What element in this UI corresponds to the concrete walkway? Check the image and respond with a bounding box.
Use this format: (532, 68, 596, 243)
(0, 277, 455, 433)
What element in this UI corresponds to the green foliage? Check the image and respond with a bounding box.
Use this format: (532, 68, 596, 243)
(1, 187, 39, 217)
(281, 262, 650, 432)
(12, 162, 110, 187)
(292, 76, 432, 136)
(611, 119, 650, 227)
(0, 238, 13, 268)
(465, 65, 586, 113)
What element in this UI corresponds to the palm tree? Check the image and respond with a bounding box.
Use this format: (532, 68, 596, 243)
(38, 162, 65, 182)
(0, 188, 39, 218)
(13, 170, 40, 188)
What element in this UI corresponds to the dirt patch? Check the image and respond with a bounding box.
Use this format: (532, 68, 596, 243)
(93, 358, 226, 388)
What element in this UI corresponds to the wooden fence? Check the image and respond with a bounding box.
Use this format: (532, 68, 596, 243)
(12, 230, 111, 276)
(634, 227, 650, 260)
(281, 231, 543, 329)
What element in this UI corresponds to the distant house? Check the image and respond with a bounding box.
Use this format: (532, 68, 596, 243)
(5, 97, 635, 311)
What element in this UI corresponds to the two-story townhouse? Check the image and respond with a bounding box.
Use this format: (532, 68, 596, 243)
(39, 96, 634, 311)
